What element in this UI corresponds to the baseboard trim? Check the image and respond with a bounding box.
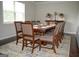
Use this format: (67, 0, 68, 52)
(0, 34, 16, 40)
(0, 32, 75, 46)
(0, 32, 75, 40)
(0, 36, 16, 46)
(64, 32, 76, 36)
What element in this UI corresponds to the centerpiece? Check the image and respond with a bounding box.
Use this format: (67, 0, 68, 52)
(46, 13, 52, 20)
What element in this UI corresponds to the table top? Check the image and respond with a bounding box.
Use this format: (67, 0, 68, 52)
(33, 24, 56, 30)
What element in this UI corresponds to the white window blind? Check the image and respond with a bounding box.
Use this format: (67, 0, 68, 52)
(15, 2, 25, 21)
(3, 1, 25, 24)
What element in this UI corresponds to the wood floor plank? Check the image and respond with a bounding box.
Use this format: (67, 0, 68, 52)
(69, 35, 79, 57)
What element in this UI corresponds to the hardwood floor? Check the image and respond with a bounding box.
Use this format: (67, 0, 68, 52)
(0, 37, 16, 57)
(69, 35, 79, 57)
(0, 36, 16, 46)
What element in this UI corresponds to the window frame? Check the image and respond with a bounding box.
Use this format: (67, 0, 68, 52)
(3, 1, 25, 24)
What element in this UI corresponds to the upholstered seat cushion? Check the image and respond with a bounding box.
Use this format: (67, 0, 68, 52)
(18, 32, 23, 37)
(24, 35, 40, 40)
(40, 34, 53, 42)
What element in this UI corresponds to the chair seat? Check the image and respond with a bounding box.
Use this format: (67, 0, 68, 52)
(40, 35, 53, 42)
(24, 35, 40, 40)
(39, 31, 53, 42)
(18, 32, 23, 37)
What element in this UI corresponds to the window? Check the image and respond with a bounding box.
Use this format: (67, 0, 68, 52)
(15, 2, 25, 21)
(3, 1, 25, 24)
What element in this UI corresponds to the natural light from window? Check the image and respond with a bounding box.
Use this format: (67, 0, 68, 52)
(15, 2, 25, 21)
(3, 1, 25, 24)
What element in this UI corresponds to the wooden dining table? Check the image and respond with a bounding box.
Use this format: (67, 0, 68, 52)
(33, 24, 56, 35)
(33, 24, 56, 45)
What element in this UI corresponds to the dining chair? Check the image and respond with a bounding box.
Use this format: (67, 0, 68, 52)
(62, 22, 65, 40)
(21, 21, 40, 53)
(39, 23, 62, 53)
(14, 21, 23, 45)
(57, 22, 65, 43)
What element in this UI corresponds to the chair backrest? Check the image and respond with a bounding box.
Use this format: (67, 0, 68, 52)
(21, 21, 34, 37)
(62, 22, 65, 33)
(58, 22, 63, 33)
(14, 21, 22, 32)
(53, 23, 61, 36)
(58, 22, 65, 33)
(52, 23, 62, 44)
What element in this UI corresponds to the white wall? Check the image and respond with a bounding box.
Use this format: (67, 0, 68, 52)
(0, 1, 35, 40)
(35, 1, 79, 34)
(77, 3, 79, 27)
(76, 4, 79, 47)
(0, 1, 16, 40)
(25, 1, 35, 21)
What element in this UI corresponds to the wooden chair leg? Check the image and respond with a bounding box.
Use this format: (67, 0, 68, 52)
(52, 44, 56, 53)
(26, 40, 27, 47)
(32, 41, 35, 53)
(22, 39, 24, 50)
(62, 34, 64, 40)
(60, 35, 62, 43)
(57, 41, 59, 48)
(55, 39, 59, 48)
(59, 35, 62, 43)
(57, 38, 59, 47)
(39, 41, 41, 51)
(59, 38, 62, 43)
(30, 41, 32, 45)
(56, 43, 58, 48)
(16, 37, 18, 45)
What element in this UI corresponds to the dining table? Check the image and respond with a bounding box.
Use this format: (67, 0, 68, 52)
(33, 23, 56, 45)
(33, 24, 56, 35)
